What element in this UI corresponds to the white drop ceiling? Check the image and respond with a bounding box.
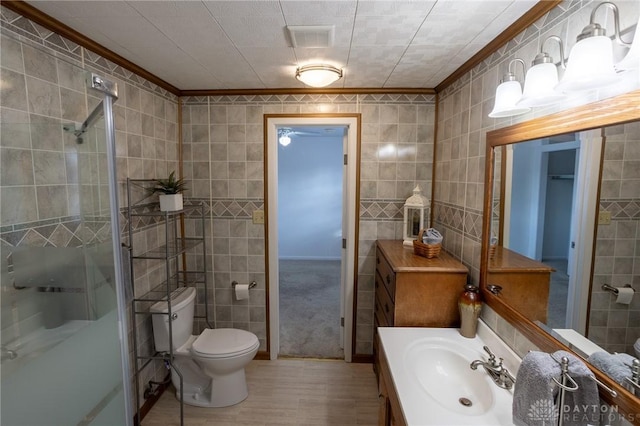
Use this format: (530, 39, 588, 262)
(25, 0, 540, 91)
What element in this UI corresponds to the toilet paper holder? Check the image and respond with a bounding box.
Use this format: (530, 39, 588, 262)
(232, 280, 257, 289)
(602, 283, 634, 295)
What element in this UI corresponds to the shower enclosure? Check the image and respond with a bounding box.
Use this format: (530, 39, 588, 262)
(1, 73, 132, 425)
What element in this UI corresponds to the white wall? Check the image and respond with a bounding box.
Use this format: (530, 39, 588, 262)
(508, 141, 543, 259)
(277, 135, 343, 260)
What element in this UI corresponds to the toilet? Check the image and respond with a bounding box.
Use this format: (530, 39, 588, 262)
(150, 286, 259, 407)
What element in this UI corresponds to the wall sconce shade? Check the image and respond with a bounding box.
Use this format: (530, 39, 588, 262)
(518, 63, 565, 107)
(402, 185, 429, 246)
(615, 18, 640, 71)
(489, 59, 530, 118)
(557, 2, 632, 92)
(556, 35, 618, 92)
(518, 36, 567, 107)
(295, 64, 343, 87)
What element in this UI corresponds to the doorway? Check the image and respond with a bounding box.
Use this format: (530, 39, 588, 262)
(265, 115, 360, 362)
(278, 126, 344, 358)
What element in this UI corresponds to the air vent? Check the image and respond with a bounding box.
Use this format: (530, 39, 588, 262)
(287, 25, 335, 48)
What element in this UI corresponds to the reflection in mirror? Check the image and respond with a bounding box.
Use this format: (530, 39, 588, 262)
(491, 133, 587, 331)
(490, 122, 640, 360)
(480, 90, 640, 416)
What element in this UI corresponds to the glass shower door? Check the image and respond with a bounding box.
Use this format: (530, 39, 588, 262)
(1, 90, 131, 425)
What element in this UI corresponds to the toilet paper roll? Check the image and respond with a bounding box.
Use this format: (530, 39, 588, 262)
(615, 287, 634, 305)
(235, 283, 250, 301)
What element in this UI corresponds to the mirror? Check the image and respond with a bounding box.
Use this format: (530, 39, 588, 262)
(480, 89, 640, 417)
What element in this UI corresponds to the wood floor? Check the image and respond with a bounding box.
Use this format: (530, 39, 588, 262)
(142, 358, 379, 425)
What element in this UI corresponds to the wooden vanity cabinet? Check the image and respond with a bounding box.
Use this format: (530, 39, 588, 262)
(378, 345, 406, 426)
(487, 246, 554, 323)
(373, 240, 468, 378)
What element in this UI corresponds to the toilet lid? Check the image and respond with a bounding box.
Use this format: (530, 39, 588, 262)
(192, 328, 258, 357)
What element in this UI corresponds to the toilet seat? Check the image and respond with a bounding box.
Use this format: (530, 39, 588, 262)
(192, 328, 259, 359)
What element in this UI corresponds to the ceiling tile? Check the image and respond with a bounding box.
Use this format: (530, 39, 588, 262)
(21, 0, 546, 90)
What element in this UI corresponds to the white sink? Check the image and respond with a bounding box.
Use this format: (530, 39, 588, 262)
(404, 337, 496, 415)
(379, 322, 520, 425)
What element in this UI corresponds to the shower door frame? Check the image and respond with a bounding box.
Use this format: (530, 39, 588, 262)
(74, 73, 133, 424)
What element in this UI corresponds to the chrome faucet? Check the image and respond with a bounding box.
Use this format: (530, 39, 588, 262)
(470, 346, 516, 390)
(1, 346, 18, 362)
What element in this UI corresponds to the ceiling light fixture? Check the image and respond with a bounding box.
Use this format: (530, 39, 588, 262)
(518, 36, 567, 108)
(278, 128, 292, 146)
(488, 59, 531, 118)
(556, 1, 630, 93)
(295, 64, 343, 87)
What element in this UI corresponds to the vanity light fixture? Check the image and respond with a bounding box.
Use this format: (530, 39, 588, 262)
(278, 128, 292, 146)
(518, 36, 567, 108)
(556, 1, 631, 93)
(295, 64, 343, 87)
(615, 17, 640, 72)
(488, 59, 531, 118)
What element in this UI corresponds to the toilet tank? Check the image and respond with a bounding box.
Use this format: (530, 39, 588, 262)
(150, 286, 196, 352)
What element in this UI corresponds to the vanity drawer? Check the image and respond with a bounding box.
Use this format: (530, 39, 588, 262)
(376, 251, 396, 302)
(375, 271, 395, 326)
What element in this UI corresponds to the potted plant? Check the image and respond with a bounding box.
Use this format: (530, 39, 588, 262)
(151, 171, 187, 211)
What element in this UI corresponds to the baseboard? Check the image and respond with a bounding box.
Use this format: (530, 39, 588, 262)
(278, 256, 341, 261)
(254, 350, 270, 360)
(253, 351, 371, 363)
(351, 354, 373, 363)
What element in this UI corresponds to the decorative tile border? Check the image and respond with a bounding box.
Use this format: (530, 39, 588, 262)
(600, 200, 640, 220)
(0, 216, 114, 248)
(432, 202, 483, 242)
(182, 93, 436, 106)
(360, 200, 404, 221)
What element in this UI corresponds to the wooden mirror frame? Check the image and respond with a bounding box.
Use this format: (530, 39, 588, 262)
(480, 89, 640, 420)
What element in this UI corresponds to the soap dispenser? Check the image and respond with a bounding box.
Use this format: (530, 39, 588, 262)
(458, 284, 482, 338)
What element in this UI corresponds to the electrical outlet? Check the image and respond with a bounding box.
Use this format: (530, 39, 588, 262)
(252, 210, 265, 224)
(598, 211, 611, 225)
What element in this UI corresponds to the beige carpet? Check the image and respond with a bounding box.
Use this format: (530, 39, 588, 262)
(279, 259, 344, 359)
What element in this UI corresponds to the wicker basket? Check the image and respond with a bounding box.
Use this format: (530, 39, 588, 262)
(413, 229, 441, 258)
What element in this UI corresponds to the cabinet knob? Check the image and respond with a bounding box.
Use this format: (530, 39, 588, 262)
(377, 257, 380, 264)
(384, 303, 390, 313)
(170, 313, 178, 321)
(386, 275, 391, 285)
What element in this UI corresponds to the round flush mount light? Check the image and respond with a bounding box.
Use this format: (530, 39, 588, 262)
(295, 64, 343, 87)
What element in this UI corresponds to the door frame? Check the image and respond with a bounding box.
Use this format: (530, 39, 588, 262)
(264, 114, 361, 361)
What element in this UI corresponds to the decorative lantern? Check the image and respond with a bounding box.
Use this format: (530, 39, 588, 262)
(403, 185, 429, 246)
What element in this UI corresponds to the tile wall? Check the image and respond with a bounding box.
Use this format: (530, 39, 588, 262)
(435, 0, 640, 354)
(181, 95, 436, 355)
(589, 121, 640, 355)
(0, 6, 179, 409)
